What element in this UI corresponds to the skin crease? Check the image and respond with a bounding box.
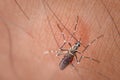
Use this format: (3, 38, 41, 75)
(0, 0, 120, 80)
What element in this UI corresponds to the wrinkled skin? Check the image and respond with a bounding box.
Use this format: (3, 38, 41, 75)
(0, 0, 120, 80)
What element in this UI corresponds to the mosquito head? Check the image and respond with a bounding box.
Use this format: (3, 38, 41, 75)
(75, 41, 80, 47)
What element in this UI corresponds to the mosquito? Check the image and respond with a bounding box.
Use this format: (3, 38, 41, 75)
(43, 0, 104, 70)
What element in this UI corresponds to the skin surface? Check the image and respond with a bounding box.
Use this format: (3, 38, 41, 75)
(0, 0, 120, 80)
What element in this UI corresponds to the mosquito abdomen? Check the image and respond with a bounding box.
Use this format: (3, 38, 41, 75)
(59, 54, 74, 70)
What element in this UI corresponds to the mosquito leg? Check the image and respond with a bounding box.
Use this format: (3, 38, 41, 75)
(56, 23, 67, 49)
(77, 56, 82, 64)
(77, 55, 100, 64)
(44, 50, 58, 54)
(56, 17, 79, 50)
(68, 16, 79, 42)
(77, 35, 103, 64)
(82, 35, 104, 53)
(72, 16, 79, 35)
(73, 16, 79, 33)
(44, 22, 68, 56)
(57, 16, 80, 50)
(67, 16, 86, 48)
(56, 48, 68, 56)
(44, 48, 68, 56)
(74, 54, 79, 62)
(83, 56, 100, 63)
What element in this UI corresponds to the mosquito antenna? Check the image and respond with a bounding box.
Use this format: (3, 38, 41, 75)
(14, 0, 30, 20)
(43, 0, 78, 42)
(42, 0, 60, 48)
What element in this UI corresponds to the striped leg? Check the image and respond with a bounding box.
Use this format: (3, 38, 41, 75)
(82, 35, 104, 53)
(77, 55, 100, 64)
(77, 35, 104, 64)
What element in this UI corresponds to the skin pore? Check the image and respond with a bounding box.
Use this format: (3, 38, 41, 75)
(0, 0, 119, 80)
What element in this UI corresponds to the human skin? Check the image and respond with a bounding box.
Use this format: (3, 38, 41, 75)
(0, 0, 120, 80)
